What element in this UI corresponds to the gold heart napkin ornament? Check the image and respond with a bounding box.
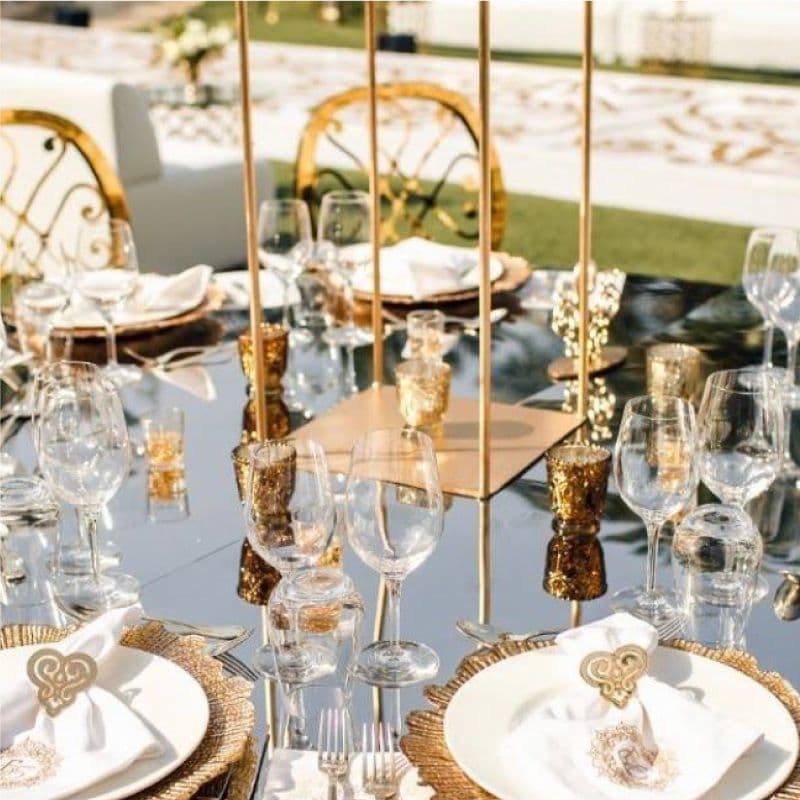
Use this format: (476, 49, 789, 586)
(579, 644, 648, 708)
(27, 648, 98, 717)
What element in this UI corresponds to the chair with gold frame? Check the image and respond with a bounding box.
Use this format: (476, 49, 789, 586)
(295, 82, 507, 249)
(0, 108, 129, 287)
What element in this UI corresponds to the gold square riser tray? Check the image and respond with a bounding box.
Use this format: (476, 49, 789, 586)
(297, 386, 582, 499)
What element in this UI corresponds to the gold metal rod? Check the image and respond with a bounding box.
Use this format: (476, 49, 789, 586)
(366, 1, 383, 387)
(478, 499, 491, 624)
(235, 0, 267, 441)
(260, 606, 277, 755)
(577, 0, 593, 421)
(570, 599, 583, 628)
(478, 0, 491, 499)
(372, 576, 387, 725)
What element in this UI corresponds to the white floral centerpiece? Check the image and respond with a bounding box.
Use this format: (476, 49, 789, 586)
(157, 16, 232, 93)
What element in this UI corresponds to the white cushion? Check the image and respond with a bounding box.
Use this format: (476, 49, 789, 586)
(0, 63, 161, 184)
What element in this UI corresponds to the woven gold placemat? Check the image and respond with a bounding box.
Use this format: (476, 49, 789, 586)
(0, 622, 255, 800)
(401, 638, 800, 800)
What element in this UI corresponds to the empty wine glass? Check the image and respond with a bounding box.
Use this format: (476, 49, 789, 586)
(698, 368, 783, 506)
(742, 228, 793, 369)
(74, 219, 141, 386)
(36, 371, 138, 614)
(345, 428, 443, 687)
(611, 396, 698, 634)
(318, 190, 372, 351)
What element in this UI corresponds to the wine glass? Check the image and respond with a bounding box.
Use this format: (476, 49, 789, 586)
(742, 228, 793, 369)
(611, 396, 698, 634)
(244, 438, 335, 673)
(345, 428, 443, 687)
(36, 371, 138, 614)
(698, 368, 783, 506)
(74, 219, 141, 386)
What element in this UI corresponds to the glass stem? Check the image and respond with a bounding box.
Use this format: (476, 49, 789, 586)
(385, 577, 403, 649)
(644, 519, 661, 596)
(280, 274, 291, 331)
(79, 507, 101, 582)
(787, 339, 798, 389)
(344, 345, 357, 394)
(101, 308, 119, 368)
(762, 322, 775, 369)
(342, 278, 355, 331)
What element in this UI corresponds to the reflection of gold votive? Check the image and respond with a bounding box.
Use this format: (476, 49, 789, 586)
(646, 343, 702, 405)
(543, 533, 607, 601)
(237, 539, 281, 606)
(241, 396, 290, 445)
(546, 444, 611, 535)
(396, 359, 451, 429)
(238, 324, 288, 393)
(147, 466, 186, 500)
(231, 444, 251, 502)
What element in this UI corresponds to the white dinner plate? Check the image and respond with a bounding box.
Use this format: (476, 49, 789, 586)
(214, 269, 299, 310)
(444, 646, 799, 800)
(0, 643, 210, 800)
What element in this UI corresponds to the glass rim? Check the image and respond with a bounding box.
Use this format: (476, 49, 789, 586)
(395, 359, 451, 377)
(625, 394, 693, 421)
(647, 342, 701, 361)
(546, 442, 611, 465)
(704, 367, 774, 395)
(319, 189, 370, 205)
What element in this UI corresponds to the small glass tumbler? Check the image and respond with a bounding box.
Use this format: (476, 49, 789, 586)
(646, 343, 702, 405)
(672, 504, 762, 648)
(395, 359, 451, 431)
(407, 310, 445, 361)
(143, 407, 185, 472)
(238, 324, 289, 394)
(545, 444, 611, 535)
(543, 533, 607, 601)
(0, 476, 61, 611)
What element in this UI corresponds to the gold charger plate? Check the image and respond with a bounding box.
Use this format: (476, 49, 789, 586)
(0, 622, 255, 800)
(53, 287, 226, 340)
(401, 638, 800, 800)
(352, 254, 532, 307)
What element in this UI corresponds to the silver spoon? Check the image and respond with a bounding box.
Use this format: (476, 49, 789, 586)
(456, 619, 560, 646)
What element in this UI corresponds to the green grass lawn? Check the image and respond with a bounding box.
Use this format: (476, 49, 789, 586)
(269, 160, 748, 285)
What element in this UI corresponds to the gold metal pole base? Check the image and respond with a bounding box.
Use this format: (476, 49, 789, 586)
(547, 345, 627, 382)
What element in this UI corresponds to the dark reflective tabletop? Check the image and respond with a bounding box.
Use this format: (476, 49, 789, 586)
(4, 273, 799, 783)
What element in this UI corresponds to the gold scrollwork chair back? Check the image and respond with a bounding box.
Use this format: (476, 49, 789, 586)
(0, 108, 129, 281)
(295, 82, 506, 249)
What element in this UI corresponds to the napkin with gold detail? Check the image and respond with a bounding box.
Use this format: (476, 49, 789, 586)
(499, 613, 762, 800)
(0, 605, 162, 800)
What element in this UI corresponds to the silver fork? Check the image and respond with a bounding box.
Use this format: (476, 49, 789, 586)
(318, 708, 351, 800)
(214, 650, 261, 682)
(362, 722, 398, 800)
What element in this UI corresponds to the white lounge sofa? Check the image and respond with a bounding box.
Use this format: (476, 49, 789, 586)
(0, 63, 272, 273)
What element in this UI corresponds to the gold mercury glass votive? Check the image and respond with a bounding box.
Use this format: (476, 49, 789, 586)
(646, 343, 702, 405)
(546, 443, 611, 535)
(395, 358, 451, 431)
(237, 539, 281, 606)
(238, 324, 289, 394)
(143, 407, 185, 472)
(543, 533, 607, 601)
(407, 309, 446, 361)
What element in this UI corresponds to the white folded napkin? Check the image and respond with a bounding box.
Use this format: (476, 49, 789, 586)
(137, 265, 212, 313)
(500, 613, 762, 800)
(0, 605, 162, 800)
(261, 749, 433, 800)
(151, 364, 217, 401)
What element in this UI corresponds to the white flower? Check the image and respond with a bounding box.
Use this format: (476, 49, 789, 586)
(178, 30, 207, 57)
(185, 18, 207, 35)
(209, 25, 231, 47)
(161, 39, 180, 63)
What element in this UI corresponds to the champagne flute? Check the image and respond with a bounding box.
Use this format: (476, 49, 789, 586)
(742, 228, 793, 369)
(345, 428, 443, 687)
(611, 396, 698, 634)
(36, 372, 138, 614)
(74, 219, 141, 386)
(698, 367, 783, 506)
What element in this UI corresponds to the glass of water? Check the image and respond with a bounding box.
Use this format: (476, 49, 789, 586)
(672, 504, 762, 648)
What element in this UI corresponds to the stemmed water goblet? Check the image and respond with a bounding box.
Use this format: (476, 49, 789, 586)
(318, 190, 373, 392)
(345, 428, 444, 687)
(611, 395, 699, 634)
(36, 370, 138, 614)
(74, 218, 141, 386)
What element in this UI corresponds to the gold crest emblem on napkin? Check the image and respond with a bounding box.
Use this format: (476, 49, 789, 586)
(579, 644, 648, 708)
(26, 648, 98, 717)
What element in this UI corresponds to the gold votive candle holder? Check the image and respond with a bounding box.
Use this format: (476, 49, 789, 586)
(238, 323, 288, 394)
(240, 396, 290, 445)
(231, 443, 251, 502)
(395, 358, 451, 430)
(237, 539, 281, 606)
(543, 533, 607, 601)
(407, 309, 446, 361)
(546, 443, 611, 535)
(143, 407, 185, 472)
(646, 343, 702, 405)
(248, 440, 297, 520)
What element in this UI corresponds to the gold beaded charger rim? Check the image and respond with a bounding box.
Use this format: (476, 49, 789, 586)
(352, 253, 532, 306)
(52, 287, 226, 339)
(0, 621, 255, 800)
(400, 638, 800, 800)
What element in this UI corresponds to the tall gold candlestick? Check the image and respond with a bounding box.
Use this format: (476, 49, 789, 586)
(235, 1, 267, 441)
(478, 0, 492, 498)
(365, 2, 383, 386)
(577, 1, 594, 421)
